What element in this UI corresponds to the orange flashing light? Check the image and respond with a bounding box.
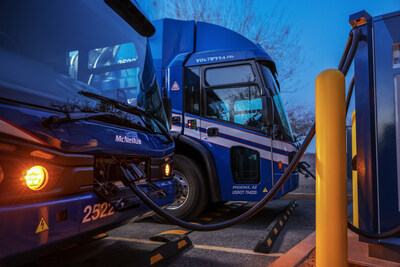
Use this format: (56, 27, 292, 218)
(31, 150, 55, 160)
(24, 166, 48, 191)
(164, 164, 171, 177)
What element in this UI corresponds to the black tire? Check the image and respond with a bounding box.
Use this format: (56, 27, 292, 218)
(153, 154, 209, 221)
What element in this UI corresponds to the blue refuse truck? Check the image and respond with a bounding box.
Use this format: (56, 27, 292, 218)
(148, 19, 299, 219)
(0, 0, 175, 262)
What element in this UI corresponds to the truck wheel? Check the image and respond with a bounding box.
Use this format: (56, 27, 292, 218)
(154, 154, 208, 221)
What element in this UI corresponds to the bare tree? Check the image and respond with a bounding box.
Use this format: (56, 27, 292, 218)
(140, 0, 302, 89)
(285, 103, 314, 142)
(139, 0, 311, 138)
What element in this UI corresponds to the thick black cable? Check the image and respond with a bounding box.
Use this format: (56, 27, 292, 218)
(341, 29, 360, 76)
(121, 124, 315, 231)
(347, 221, 400, 240)
(120, 26, 400, 237)
(338, 32, 353, 71)
(117, 26, 352, 232)
(345, 77, 355, 113)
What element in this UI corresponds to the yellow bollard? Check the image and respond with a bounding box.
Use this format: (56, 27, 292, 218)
(315, 69, 347, 267)
(352, 111, 359, 227)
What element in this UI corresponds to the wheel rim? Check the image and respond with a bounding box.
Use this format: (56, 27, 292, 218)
(167, 171, 190, 210)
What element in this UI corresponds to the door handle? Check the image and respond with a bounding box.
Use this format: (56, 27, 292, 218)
(207, 127, 219, 137)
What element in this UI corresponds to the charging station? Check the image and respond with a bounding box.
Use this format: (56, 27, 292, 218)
(353, 10, 400, 261)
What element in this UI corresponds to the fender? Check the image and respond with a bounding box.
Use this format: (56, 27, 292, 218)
(171, 132, 221, 202)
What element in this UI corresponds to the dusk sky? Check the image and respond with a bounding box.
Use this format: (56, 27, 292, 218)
(278, 0, 399, 105)
(140, 0, 399, 103)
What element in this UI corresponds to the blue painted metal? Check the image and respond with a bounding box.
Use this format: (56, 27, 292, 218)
(0, 182, 174, 259)
(149, 18, 275, 88)
(0, 0, 175, 261)
(353, 10, 400, 245)
(149, 18, 298, 203)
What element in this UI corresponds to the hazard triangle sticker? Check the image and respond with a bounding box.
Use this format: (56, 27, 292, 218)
(263, 188, 268, 193)
(171, 81, 180, 91)
(35, 217, 50, 234)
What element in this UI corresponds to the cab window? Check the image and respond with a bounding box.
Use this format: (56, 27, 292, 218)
(205, 64, 255, 86)
(206, 85, 264, 129)
(184, 67, 200, 115)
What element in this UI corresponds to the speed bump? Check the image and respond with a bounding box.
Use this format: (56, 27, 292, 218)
(148, 235, 192, 266)
(254, 201, 298, 253)
(150, 229, 191, 242)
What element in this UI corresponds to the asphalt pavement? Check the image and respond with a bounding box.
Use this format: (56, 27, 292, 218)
(30, 197, 316, 267)
(27, 160, 321, 267)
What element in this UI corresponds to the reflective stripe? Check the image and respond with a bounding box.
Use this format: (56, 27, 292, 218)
(171, 113, 182, 133)
(180, 114, 295, 164)
(0, 118, 47, 145)
(203, 135, 272, 161)
(201, 118, 273, 146)
(272, 139, 296, 153)
(171, 124, 181, 133)
(183, 128, 199, 139)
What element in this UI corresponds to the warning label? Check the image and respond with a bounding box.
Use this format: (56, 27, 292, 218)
(171, 81, 180, 91)
(263, 188, 268, 193)
(35, 217, 50, 234)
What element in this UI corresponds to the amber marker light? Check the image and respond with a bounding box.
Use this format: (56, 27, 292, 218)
(278, 161, 283, 170)
(164, 163, 171, 177)
(31, 150, 55, 160)
(25, 166, 48, 190)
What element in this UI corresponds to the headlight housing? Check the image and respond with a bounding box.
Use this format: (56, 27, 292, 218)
(24, 165, 48, 191)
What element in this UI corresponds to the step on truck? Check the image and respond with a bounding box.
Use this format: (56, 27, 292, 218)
(148, 19, 299, 219)
(0, 0, 175, 263)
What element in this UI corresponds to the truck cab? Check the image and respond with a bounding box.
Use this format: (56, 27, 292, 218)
(149, 19, 299, 219)
(0, 0, 174, 262)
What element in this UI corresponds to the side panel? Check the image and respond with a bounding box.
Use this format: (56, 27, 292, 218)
(199, 117, 274, 201)
(354, 21, 379, 236)
(374, 15, 400, 234)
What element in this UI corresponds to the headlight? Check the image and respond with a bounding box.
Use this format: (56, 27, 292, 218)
(164, 163, 171, 177)
(24, 165, 48, 191)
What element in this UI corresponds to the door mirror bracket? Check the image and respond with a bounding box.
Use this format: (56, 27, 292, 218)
(263, 95, 274, 129)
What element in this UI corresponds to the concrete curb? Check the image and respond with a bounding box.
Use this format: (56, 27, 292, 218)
(269, 230, 400, 267)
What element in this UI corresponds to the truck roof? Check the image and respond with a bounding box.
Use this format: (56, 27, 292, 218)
(149, 18, 275, 69)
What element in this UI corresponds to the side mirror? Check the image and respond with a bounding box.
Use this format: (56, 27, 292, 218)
(263, 96, 274, 128)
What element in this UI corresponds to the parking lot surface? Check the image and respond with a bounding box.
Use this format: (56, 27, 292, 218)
(31, 197, 316, 267)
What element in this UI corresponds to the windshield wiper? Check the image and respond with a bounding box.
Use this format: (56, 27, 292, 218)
(42, 112, 111, 129)
(41, 112, 154, 135)
(78, 91, 173, 144)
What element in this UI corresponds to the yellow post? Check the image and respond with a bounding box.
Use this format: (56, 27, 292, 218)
(352, 111, 359, 227)
(315, 69, 347, 267)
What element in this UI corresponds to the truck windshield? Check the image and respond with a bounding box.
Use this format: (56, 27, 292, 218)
(0, 0, 168, 131)
(260, 64, 294, 141)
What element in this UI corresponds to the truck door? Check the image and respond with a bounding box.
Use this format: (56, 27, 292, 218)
(195, 62, 274, 201)
(258, 63, 297, 197)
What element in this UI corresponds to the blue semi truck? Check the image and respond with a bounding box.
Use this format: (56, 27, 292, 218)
(0, 0, 174, 262)
(149, 19, 300, 219)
